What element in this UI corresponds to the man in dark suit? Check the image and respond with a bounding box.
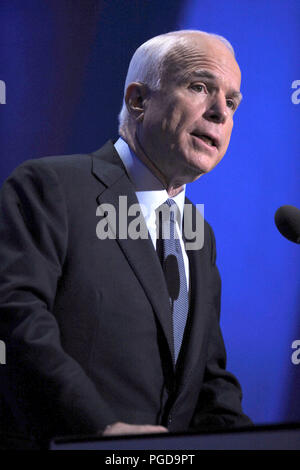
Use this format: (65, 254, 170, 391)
(0, 30, 251, 442)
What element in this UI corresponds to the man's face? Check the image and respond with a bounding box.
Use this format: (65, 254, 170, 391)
(136, 35, 242, 186)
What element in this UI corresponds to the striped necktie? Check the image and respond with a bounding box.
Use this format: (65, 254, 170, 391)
(156, 199, 189, 363)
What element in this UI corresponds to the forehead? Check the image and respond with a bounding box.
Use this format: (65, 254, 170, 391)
(162, 35, 241, 90)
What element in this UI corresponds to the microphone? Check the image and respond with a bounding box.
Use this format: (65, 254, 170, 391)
(274, 205, 300, 244)
(164, 255, 180, 303)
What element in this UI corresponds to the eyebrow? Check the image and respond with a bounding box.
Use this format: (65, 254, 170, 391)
(184, 69, 243, 103)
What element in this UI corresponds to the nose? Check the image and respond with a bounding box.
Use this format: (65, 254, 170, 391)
(203, 93, 228, 124)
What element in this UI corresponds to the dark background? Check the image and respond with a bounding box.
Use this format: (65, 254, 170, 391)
(1, 0, 299, 425)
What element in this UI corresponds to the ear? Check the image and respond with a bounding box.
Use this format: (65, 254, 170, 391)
(125, 82, 149, 121)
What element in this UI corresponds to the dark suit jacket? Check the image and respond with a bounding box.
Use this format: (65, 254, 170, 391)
(0, 140, 251, 441)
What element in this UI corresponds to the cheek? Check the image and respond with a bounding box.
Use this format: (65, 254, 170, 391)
(223, 121, 234, 147)
(162, 98, 195, 135)
(161, 108, 184, 134)
(215, 123, 233, 162)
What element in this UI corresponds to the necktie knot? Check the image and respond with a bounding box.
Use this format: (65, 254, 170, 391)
(165, 199, 177, 224)
(156, 199, 180, 239)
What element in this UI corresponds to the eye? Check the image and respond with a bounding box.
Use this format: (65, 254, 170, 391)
(226, 99, 236, 110)
(190, 83, 207, 93)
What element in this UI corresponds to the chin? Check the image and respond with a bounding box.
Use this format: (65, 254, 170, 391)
(187, 153, 217, 175)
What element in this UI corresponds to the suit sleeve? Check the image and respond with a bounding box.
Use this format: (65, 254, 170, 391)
(190, 224, 253, 430)
(0, 160, 116, 440)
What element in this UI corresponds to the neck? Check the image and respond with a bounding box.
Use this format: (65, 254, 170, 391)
(119, 128, 185, 197)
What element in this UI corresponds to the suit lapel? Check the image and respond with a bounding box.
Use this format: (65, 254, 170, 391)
(90, 141, 175, 366)
(174, 200, 212, 392)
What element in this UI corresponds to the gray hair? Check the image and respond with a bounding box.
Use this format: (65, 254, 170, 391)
(118, 30, 235, 133)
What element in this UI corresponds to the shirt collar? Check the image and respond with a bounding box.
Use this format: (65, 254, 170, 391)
(114, 137, 186, 231)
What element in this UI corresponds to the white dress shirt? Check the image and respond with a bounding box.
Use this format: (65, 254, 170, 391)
(114, 137, 190, 290)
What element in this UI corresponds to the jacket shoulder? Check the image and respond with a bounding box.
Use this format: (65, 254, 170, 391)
(15, 152, 92, 174)
(2, 151, 98, 193)
(4, 140, 119, 187)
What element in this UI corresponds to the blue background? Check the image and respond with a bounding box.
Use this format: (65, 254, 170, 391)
(1, 0, 299, 425)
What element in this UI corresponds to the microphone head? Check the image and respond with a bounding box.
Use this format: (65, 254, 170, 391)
(274, 205, 300, 244)
(164, 254, 180, 301)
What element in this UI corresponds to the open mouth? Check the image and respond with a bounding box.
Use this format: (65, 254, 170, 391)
(190, 133, 218, 148)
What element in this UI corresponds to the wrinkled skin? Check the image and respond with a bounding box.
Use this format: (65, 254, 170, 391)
(124, 33, 242, 196)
